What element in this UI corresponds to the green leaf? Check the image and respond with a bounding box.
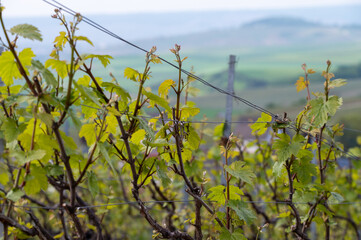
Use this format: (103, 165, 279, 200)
(1, 118, 22, 142)
(10, 24, 42, 41)
(37, 112, 54, 128)
(273, 134, 303, 163)
(250, 112, 272, 135)
(102, 82, 130, 101)
(309, 98, 327, 127)
(180, 106, 200, 120)
(309, 96, 342, 127)
(158, 79, 175, 98)
(24, 150, 47, 164)
(44, 59, 67, 79)
(31, 60, 57, 87)
(329, 78, 347, 89)
(37, 134, 59, 161)
(24, 165, 48, 195)
(186, 125, 200, 150)
(46, 165, 64, 177)
(317, 204, 334, 217)
(207, 185, 226, 204)
(6, 188, 24, 202)
(144, 139, 168, 147)
(0, 48, 35, 86)
(155, 160, 171, 187)
(84, 54, 113, 68)
(11, 150, 47, 165)
(293, 151, 317, 184)
(69, 108, 82, 129)
(273, 161, 284, 178)
(74, 81, 101, 107)
(98, 142, 117, 175)
(87, 171, 99, 197)
(137, 117, 156, 141)
(328, 192, 344, 204)
(124, 67, 139, 81)
(227, 200, 257, 225)
(207, 185, 243, 205)
(220, 228, 247, 240)
(293, 190, 317, 204)
(224, 161, 256, 185)
(106, 106, 122, 117)
(325, 96, 342, 116)
(296, 149, 313, 160)
(142, 89, 171, 112)
(213, 123, 224, 138)
(74, 35, 94, 46)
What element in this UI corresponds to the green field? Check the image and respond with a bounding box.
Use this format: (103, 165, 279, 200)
(93, 41, 361, 89)
(87, 21, 361, 128)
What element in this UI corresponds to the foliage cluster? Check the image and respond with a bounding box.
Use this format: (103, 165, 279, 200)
(0, 6, 360, 240)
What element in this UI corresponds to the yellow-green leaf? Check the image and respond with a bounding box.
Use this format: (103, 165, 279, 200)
(74, 35, 94, 46)
(84, 54, 113, 68)
(158, 79, 175, 98)
(45, 59, 67, 79)
(0, 48, 35, 86)
(0, 172, 9, 186)
(213, 123, 224, 138)
(24, 165, 48, 195)
(278, 211, 291, 218)
(130, 129, 146, 145)
(180, 106, 200, 120)
(54, 232, 64, 239)
(250, 112, 272, 135)
(79, 123, 97, 146)
(54, 31, 67, 49)
(124, 67, 139, 81)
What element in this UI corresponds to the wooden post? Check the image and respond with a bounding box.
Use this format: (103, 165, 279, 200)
(224, 55, 236, 138)
(221, 55, 236, 186)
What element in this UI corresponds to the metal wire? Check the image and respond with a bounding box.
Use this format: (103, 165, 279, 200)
(12, 199, 361, 210)
(41, 0, 277, 118)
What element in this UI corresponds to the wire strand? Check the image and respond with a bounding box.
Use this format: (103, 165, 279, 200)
(41, 0, 277, 118)
(12, 199, 361, 210)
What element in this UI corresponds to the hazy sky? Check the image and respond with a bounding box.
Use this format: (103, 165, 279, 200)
(1, 0, 360, 17)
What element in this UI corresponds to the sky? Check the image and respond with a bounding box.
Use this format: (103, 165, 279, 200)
(1, 0, 360, 17)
